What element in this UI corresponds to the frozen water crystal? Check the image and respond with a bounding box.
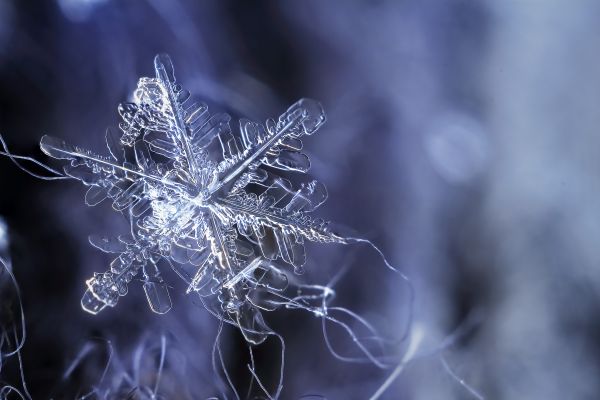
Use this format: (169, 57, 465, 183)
(40, 54, 346, 340)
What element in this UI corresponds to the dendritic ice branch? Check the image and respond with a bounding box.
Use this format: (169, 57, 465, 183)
(40, 54, 347, 342)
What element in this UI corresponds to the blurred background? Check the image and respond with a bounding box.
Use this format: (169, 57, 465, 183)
(1, 1, 600, 399)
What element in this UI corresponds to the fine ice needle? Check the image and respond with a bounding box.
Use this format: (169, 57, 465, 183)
(369, 324, 424, 400)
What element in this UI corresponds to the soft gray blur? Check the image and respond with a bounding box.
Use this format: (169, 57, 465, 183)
(285, 1, 600, 399)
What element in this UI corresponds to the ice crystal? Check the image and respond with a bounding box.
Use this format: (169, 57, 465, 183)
(40, 54, 346, 342)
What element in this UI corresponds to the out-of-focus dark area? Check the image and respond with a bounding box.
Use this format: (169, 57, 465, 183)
(1, 1, 600, 399)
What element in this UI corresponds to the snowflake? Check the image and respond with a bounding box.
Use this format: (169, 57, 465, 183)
(40, 54, 346, 343)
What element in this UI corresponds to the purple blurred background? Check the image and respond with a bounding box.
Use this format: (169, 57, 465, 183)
(1, 1, 600, 398)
